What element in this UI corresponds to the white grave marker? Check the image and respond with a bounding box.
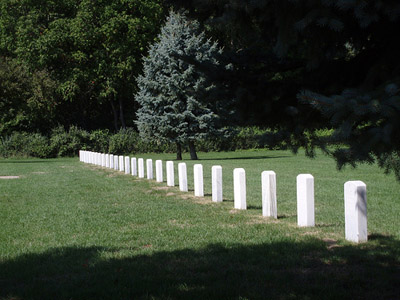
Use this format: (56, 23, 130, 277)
(146, 159, 153, 179)
(102, 154, 106, 167)
(156, 160, 163, 182)
(166, 161, 174, 186)
(105, 154, 110, 168)
(138, 158, 144, 178)
(119, 156, 124, 172)
(178, 163, 188, 192)
(234, 168, 246, 209)
(262, 171, 277, 218)
(297, 174, 315, 227)
(110, 154, 114, 169)
(131, 157, 137, 176)
(194, 164, 204, 197)
(125, 157, 130, 174)
(345, 181, 367, 243)
(212, 166, 223, 202)
(114, 155, 119, 170)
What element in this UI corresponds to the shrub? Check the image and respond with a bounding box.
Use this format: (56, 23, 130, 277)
(108, 128, 140, 154)
(50, 125, 90, 157)
(0, 132, 53, 158)
(89, 129, 110, 152)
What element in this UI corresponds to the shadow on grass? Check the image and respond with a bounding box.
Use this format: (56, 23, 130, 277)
(198, 155, 290, 161)
(0, 160, 58, 164)
(1, 235, 399, 300)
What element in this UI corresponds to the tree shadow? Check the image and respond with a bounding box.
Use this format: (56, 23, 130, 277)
(248, 205, 262, 210)
(199, 155, 290, 161)
(0, 160, 57, 164)
(1, 235, 399, 299)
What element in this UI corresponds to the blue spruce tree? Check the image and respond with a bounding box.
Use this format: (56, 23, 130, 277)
(135, 10, 226, 160)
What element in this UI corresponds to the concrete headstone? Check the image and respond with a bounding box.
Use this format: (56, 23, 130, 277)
(119, 156, 124, 172)
(262, 171, 277, 218)
(114, 155, 119, 170)
(166, 161, 174, 186)
(345, 181, 367, 243)
(234, 168, 246, 209)
(212, 166, 223, 202)
(297, 174, 315, 227)
(138, 158, 144, 178)
(146, 159, 153, 179)
(194, 164, 204, 197)
(125, 157, 130, 174)
(156, 160, 163, 182)
(131, 157, 137, 176)
(178, 163, 188, 192)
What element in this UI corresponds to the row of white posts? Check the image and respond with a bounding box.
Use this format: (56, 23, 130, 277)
(79, 150, 368, 243)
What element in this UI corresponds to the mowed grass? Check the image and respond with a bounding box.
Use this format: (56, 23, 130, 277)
(0, 150, 399, 299)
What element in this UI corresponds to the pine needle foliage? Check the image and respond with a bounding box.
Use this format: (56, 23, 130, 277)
(298, 83, 400, 180)
(135, 10, 226, 160)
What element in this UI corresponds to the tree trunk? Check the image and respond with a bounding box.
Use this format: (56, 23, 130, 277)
(110, 100, 119, 131)
(118, 97, 126, 129)
(188, 141, 198, 160)
(176, 142, 182, 160)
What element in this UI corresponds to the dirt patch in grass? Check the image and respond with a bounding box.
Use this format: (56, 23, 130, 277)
(246, 215, 280, 225)
(106, 173, 119, 178)
(169, 219, 190, 228)
(323, 238, 341, 250)
(152, 186, 170, 191)
(0, 176, 20, 179)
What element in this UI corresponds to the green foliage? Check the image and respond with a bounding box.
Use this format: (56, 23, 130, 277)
(167, 0, 400, 128)
(298, 83, 400, 180)
(135, 10, 229, 159)
(49, 125, 90, 157)
(0, 57, 57, 135)
(0, 0, 165, 130)
(108, 128, 140, 155)
(89, 129, 111, 153)
(0, 132, 53, 158)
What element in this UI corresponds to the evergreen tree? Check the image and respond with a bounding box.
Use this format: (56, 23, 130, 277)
(135, 10, 226, 160)
(298, 83, 400, 181)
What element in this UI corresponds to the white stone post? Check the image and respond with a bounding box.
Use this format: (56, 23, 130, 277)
(297, 174, 315, 227)
(178, 163, 188, 192)
(110, 154, 114, 169)
(194, 164, 204, 197)
(105, 154, 110, 168)
(131, 157, 137, 176)
(262, 171, 277, 218)
(138, 158, 144, 178)
(345, 181, 367, 243)
(114, 155, 119, 170)
(212, 166, 223, 202)
(125, 157, 130, 174)
(234, 168, 247, 209)
(166, 161, 174, 186)
(119, 155, 124, 172)
(156, 160, 163, 182)
(146, 159, 153, 179)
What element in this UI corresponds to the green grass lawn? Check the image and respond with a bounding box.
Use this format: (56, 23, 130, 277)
(1, 150, 399, 299)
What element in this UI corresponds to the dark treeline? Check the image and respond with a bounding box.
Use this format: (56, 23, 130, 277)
(1, 0, 400, 178)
